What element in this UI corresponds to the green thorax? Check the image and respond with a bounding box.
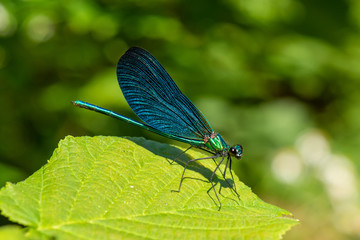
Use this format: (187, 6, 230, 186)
(204, 132, 229, 152)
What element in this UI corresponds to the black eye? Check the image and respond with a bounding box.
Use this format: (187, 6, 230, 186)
(229, 144, 243, 159)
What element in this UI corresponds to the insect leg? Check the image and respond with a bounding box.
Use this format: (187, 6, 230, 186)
(209, 154, 226, 210)
(227, 156, 239, 197)
(211, 155, 238, 196)
(170, 145, 193, 164)
(172, 154, 220, 193)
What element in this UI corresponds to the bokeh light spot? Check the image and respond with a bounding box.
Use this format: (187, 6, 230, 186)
(26, 14, 55, 42)
(0, 4, 17, 36)
(272, 149, 303, 184)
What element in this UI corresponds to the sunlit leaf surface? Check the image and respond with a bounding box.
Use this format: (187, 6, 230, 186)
(0, 136, 297, 240)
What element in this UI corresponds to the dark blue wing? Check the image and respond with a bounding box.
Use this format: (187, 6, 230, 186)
(116, 47, 213, 140)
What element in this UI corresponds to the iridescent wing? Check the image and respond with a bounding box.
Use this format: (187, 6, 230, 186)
(117, 47, 213, 140)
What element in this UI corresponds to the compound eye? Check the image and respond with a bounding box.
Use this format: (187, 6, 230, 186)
(230, 144, 243, 159)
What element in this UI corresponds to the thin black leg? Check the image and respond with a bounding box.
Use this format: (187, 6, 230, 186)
(172, 154, 220, 193)
(223, 155, 229, 178)
(170, 145, 192, 164)
(212, 155, 239, 197)
(227, 156, 239, 197)
(209, 154, 226, 210)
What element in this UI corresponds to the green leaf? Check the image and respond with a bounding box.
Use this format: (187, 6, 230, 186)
(0, 225, 27, 240)
(0, 136, 298, 239)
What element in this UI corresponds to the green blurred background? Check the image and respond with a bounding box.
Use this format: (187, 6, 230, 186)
(0, 0, 359, 239)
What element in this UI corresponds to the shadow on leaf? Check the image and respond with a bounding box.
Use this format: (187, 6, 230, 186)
(125, 136, 240, 206)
